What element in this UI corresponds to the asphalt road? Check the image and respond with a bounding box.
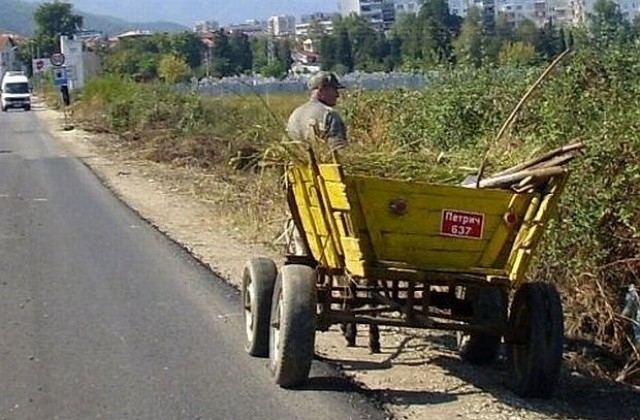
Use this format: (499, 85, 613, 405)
(0, 107, 385, 420)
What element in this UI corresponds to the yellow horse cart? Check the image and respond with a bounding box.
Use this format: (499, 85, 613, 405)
(242, 151, 568, 399)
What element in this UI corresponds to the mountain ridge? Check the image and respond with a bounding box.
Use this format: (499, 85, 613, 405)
(26, 0, 337, 27)
(0, 0, 189, 37)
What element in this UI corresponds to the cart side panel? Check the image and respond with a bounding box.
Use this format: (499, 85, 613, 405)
(288, 167, 343, 268)
(349, 176, 535, 272)
(318, 165, 375, 276)
(506, 172, 569, 288)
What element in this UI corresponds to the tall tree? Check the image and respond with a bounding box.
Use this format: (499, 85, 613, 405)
(335, 25, 354, 72)
(210, 29, 233, 77)
(33, 1, 83, 55)
(390, 12, 424, 67)
(454, 6, 484, 68)
(417, 0, 461, 66)
(157, 54, 191, 84)
(229, 33, 253, 75)
(589, 0, 629, 44)
(318, 35, 338, 70)
(169, 32, 205, 69)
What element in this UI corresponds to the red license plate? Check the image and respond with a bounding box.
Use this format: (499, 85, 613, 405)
(440, 209, 484, 239)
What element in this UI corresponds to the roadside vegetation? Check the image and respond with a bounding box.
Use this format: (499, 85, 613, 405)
(32, 0, 640, 386)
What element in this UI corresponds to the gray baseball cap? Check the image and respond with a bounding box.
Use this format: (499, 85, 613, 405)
(307, 72, 345, 90)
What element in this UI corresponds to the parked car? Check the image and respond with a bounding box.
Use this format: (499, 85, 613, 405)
(1, 73, 31, 112)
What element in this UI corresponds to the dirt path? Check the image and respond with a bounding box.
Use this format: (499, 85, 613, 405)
(36, 102, 640, 420)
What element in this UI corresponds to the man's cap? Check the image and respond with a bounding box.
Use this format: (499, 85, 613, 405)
(307, 72, 345, 90)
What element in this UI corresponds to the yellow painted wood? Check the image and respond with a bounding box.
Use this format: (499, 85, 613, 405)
(313, 172, 345, 260)
(352, 176, 526, 202)
(324, 182, 351, 210)
(507, 173, 569, 287)
(345, 259, 366, 277)
(289, 167, 342, 268)
(351, 176, 534, 269)
(289, 170, 326, 263)
(375, 235, 486, 268)
(479, 195, 531, 268)
(340, 236, 364, 257)
(288, 161, 568, 286)
(318, 164, 344, 182)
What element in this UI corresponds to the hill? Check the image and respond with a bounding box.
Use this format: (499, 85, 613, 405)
(29, 0, 333, 26)
(0, 0, 189, 37)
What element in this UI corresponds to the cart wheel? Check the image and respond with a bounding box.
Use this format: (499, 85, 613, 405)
(507, 282, 564, 399)
(269, 264, 317, 388)
(459, 287, 508, 365)
(242, 257, 277, 357)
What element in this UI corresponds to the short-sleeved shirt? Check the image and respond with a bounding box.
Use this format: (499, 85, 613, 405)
(286, 98, 348, 150)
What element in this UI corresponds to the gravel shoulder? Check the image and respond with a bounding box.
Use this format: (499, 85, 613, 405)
(36, 101, 640, 420)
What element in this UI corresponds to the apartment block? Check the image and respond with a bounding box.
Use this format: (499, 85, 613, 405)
(268, 15, 297, 37)
(393, 0, 421, 14)
(338, 0, 389, 30)
(296, 12, 339, 36)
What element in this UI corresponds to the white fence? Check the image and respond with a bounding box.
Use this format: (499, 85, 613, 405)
(181, 72, 428, 96)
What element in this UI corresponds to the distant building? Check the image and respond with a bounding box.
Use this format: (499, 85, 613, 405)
(295, 12, 339, 37)
(300, 12, 340, 23)
(0, 34, 22, 79)
(113, 30, 153, 40)
(340, 0, 407, 30)
(226, 19, 268, 36)
(339, 0, 386, 30)
(268, 15, 296, 36)
(393, 0, 421, 14)
(296, 20, 335, 37)
(194, 21, 220, 33)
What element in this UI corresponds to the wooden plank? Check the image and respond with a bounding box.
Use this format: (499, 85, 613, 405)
(319, 164, 344, 182)
(379, 231, 491, 252)
(324, 181, 350, 210)
(340, 237, 365, 261)
(345, 259, 366, 277)
(374, 237, 485, 268)
(507, 174, 569, 285)
(356, 189, 526, 215)
(362, 205, 505, 237)
(479, 195, 530, 268)
(290, 168, 342, 268)
(351, 176, 530, 203)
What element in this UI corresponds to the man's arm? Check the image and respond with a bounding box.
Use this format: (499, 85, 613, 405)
(324, 111, 348, 150)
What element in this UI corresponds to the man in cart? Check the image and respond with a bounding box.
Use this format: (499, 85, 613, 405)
(284, 72, 348, 256)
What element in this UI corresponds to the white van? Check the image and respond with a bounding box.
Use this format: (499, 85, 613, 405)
(1, 73, 31, 112)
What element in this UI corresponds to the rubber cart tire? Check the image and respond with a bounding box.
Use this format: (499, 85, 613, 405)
(269, 264, 317, 388)
(507, 282, 564, 399)
(459, 286, 508, 365)
(242, 257, 277, 357)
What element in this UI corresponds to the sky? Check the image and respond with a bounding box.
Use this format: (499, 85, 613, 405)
(60, 0, 339, 26)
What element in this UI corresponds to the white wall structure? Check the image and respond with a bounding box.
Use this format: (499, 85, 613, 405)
(393, 0, 421, 14)
(60, 35, 84, 91)
(338, 0, 387, 30)
(268, 15, 297, 36)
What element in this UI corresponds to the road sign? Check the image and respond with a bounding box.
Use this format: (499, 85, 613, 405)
(32, 58, 53, 74)
(50, 53, 65, 67)
(53, 68, 68, 87)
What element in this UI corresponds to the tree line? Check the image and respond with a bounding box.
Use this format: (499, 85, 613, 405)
(20, 0, 640, 81)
